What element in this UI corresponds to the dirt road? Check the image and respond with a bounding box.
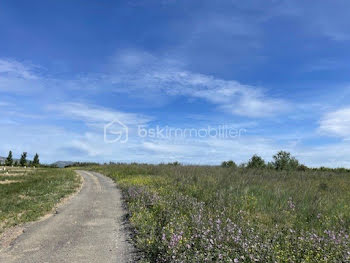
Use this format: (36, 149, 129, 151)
(0, 171, 134, 263)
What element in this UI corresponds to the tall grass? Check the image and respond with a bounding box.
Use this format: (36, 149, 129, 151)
(91, 164, 350, 262)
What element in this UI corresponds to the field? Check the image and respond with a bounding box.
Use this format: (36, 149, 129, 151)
(0, 167, 81, 234)
(90, 164, 350, 263)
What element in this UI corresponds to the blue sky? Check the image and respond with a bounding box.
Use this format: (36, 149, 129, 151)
(1, 0, 350, 166)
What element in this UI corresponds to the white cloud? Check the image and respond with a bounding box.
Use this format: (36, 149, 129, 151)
(0, 55, 288, 118)
(2, 111, 350, 167)
(0, 59, 48, 94)
(295, 142, 350, 168)
(142, 141, 197, 154)
(162, 71, 287, 117)
(5, 57, 348, 167)
(0, 59, 38, 79)
(109, 50, 288, 118)
(319, 107, 350, 138)
(51, 102, 151, 126)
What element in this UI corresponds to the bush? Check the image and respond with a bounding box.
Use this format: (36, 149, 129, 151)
(246, 154, 266, 169)
(272, 151, 299, 170)
(297, 164, 308, 171)
(221, 160, 237, 168)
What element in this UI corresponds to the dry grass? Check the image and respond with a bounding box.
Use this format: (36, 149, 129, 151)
(0, 168, 81, 234)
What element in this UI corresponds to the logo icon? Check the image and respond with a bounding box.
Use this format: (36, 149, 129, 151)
(104, 119, 128, 143)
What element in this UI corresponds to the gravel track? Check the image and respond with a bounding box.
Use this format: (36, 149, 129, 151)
(0, 170, 134, 263)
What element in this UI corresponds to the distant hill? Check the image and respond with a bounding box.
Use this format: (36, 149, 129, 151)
(51, 161, 75, 168)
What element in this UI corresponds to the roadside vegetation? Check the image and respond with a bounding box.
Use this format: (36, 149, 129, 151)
(0, 167, 81, 234)
(89, 151, 350, 263)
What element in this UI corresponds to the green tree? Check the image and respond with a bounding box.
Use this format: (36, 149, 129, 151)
(20, 152, 27, 167)
(246, 154, 266, 169)
(5, 151, 13, 166)
(272, 151, 299, 170)
(33, 153, 40, 167)
(14, 160, 18, 166)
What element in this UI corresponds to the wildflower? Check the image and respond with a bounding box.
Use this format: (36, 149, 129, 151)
(287, 197, 296, 211)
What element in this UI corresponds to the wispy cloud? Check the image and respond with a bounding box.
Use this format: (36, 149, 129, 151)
(142, 141, 194, 154)
(0, 59, 39, 79)
(1, 55, 288, 118)
(109, 50, 288, 118)
(50, 102, 151, 126)
(319, 107, 350, 138)
(0, 59, 47, 94)
(156, 71, 287, 117)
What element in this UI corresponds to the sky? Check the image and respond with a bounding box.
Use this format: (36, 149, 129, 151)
(1, 0, 350, 167)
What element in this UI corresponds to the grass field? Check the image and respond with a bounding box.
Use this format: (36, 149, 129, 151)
(0, 167, 81, 234)
(90, 164, 350, 263)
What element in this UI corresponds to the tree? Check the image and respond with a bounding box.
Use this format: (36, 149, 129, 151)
(246, 154, 266, 169)
(5, 151, 13, 166)
(272, 151, 299, 170)
(14, 160, 18, 166)
(33, 153, 40, 167)
(221, 160, 237, 168)
(20, 152, 27, 167)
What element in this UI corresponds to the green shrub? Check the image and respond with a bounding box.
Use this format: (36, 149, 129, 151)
(297, 164, 308, 171)
(246, 154, 266, 169)
(272, 151, 299, 170)
(221, 160, 237, 168)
